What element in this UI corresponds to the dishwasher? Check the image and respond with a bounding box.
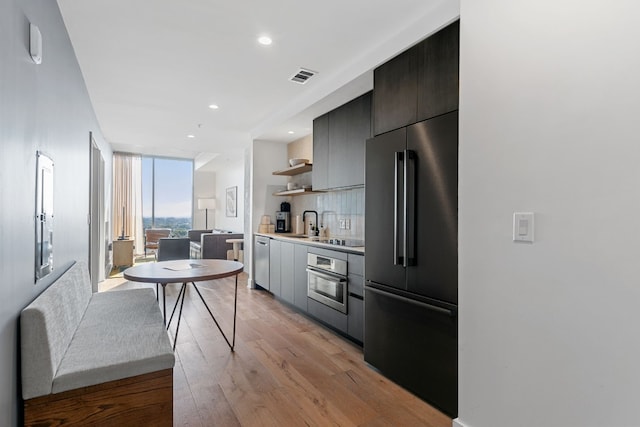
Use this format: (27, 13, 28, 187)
(254, 236, 270, 290)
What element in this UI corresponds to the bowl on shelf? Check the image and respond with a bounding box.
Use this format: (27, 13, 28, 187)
(289, 158, 309, 167)
(287, 182, 299, 191)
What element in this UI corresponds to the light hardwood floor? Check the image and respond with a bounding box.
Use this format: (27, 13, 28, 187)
(109, 273, 452, 426)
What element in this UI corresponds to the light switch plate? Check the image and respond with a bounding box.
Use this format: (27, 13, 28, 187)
(513, 212, 534, 243)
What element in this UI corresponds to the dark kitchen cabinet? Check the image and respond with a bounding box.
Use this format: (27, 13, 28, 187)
(280, 242, 294, 304)
(347, 253, 364, 277)
(347, 274, 364, 343)
(348, 295, 364, 343)
(308, 298, 348, 334)
(313, 92, 371, 190)
(269, 239, 281, 297)
(373, 46, 418, 136)
(293, 244, 308, 311)
(312, 113, 329, 190)
(417, 20, 459, 121)
(328, 92, 371, 189)
(373, 20, 459, 136)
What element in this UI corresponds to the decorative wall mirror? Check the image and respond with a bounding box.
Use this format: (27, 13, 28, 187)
(35, 151, 54, 282)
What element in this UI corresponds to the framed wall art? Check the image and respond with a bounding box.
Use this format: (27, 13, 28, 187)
(226, 186, 237, 217)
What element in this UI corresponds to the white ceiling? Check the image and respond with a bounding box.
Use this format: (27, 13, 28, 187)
(57, 0, 459, 170)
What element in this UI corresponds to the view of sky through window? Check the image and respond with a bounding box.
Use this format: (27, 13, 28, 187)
(142, 157, 193, 237)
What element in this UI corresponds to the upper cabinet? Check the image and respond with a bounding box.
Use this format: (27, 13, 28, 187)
(417, 20, 460, 121)
(373, 47, 419, 135)
(312, 113, 330, 190)
(313, 91, 372, 190)
(373, 20, 459, 136)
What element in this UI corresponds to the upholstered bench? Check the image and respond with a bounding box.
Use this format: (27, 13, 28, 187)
(21, 261, 175, 426)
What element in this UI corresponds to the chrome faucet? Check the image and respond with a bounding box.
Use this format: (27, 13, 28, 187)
(302, 210, 319, 236)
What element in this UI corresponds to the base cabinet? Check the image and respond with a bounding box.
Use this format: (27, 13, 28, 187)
(255, 234, 363, 343)
(308, 298, 347, 334)
(280, 242, 294, 304)
(269, 240, 281, 296)
(293, 244, 308, 311)
(347, 272, 364, 343)
(347, 295, 363, 343)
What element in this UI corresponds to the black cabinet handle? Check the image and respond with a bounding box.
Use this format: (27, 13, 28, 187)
(394, 151, 403, 266)
(405, 150, 416, 266)
(366, 286, 455, 317)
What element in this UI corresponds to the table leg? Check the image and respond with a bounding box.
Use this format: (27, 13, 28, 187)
(192, 281, 237, 351)
(162, 283, 167, 325)
(232, 274, 238, 349)
(167, 283, 187, 329)
(172, 283, 188, 351)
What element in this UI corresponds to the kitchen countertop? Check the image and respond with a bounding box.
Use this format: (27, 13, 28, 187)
(255, 232, 365, 255)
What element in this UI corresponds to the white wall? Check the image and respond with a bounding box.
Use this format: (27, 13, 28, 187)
(0, 0, 111, 424)
(458, 2, 640, 427)
(214, 157, 244, 232)
(243, 147, 252, 277)
(250, 140, 289, 235)
(247, 140, 288, 285)
(193, 169, 216, 229)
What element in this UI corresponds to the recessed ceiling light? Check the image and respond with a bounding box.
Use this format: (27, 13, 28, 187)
(187, 134, 195, 138)
(288, 131, 295, 134)
(208, 104, 219, 110)
(258, 36, 272, 46)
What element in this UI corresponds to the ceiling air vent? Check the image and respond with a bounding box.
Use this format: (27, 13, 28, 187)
(290, 68, 317, 84)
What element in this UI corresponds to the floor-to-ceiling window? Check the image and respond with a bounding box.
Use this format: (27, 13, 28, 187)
(142, 156, 193, 237)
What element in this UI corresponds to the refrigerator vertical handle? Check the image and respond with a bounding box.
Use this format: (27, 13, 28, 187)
(394, 151, 404, 266)
(405, 150, 416, 266)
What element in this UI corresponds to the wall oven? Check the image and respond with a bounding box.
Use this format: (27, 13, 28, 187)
(307, 253, 348, 314)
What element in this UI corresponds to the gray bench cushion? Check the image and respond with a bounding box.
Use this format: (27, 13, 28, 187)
(53, 288, 175, 394)
(21, 262, 92, 399)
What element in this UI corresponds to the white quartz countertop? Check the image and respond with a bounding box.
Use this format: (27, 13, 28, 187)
(255, 232, 365, 255)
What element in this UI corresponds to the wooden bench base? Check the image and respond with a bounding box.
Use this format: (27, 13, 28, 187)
(24, 369, 173, 427)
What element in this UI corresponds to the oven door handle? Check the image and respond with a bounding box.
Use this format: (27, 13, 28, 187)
(306, 268, 347, 283)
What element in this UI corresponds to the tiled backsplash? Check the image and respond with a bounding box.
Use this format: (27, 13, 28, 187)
(289, 187, 364, 239)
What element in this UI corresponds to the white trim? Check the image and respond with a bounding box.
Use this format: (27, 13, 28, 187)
(452, 419, 468, 427)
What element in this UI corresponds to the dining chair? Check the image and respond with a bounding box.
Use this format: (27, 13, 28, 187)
(155, 238, 191, 301)
(144, 228, 171, 257)
(157, 238, 190, 261)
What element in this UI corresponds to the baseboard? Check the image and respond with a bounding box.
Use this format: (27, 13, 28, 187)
(452, 418, 468, 427)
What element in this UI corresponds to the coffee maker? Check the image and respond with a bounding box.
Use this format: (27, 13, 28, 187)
(275, 202, 291, 233)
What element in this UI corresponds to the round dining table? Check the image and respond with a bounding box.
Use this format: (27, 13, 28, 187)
(124, 259, 244, 351)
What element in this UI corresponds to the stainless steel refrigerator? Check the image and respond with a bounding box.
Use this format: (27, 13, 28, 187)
(364, 110, 458, 417)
